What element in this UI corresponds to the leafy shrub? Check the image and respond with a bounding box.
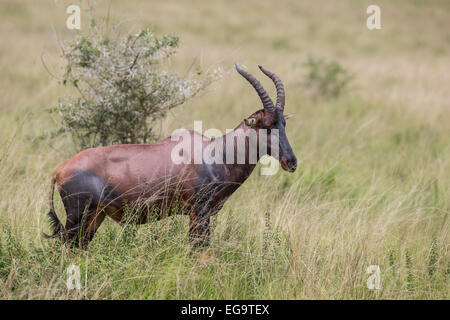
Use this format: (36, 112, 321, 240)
(51, 22, 222, 149)
(302, 55, 353, 98)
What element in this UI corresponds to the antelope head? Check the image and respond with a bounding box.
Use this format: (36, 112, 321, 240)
(235, 64, 297, 172)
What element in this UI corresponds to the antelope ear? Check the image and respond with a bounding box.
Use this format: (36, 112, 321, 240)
(284, 114, 294, 120)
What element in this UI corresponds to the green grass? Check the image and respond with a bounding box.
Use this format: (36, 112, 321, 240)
(0, 0, 448, 299)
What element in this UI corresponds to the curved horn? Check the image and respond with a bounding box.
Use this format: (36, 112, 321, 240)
(258, 65, 285, 112)
(235, 64, 275, 112)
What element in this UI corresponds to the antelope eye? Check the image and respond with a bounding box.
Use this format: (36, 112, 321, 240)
(245, 118, 256, 126)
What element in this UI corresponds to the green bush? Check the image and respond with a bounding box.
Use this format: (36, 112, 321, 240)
(302, 55, 353, 98)
(51, 23, 221, 149)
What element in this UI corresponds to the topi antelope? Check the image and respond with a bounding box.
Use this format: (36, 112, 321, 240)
(43, 64, 297, 249)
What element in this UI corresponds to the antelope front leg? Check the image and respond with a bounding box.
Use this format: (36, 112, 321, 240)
(189, 205, 211, 248)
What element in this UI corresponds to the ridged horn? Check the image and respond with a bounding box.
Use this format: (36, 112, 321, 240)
(258, 65, 285, 112)
(235, 64, 275, 112)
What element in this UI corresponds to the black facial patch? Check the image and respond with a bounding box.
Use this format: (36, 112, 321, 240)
(274, 110, 297, 170)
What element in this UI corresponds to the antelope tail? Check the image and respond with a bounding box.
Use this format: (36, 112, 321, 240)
(42, 175, 64, 239)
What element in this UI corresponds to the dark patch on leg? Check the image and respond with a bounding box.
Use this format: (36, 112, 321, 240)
(190, 164, 224, 248)
(62, 170, 120, 206)
(60, 170, 119, 248)
(80, 210, 106, 249)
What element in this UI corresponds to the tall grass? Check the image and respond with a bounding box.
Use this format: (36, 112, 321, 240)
(0, 0, 448, 299)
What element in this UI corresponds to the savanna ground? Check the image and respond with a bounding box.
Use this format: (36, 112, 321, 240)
(0, 0, 449, 299)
